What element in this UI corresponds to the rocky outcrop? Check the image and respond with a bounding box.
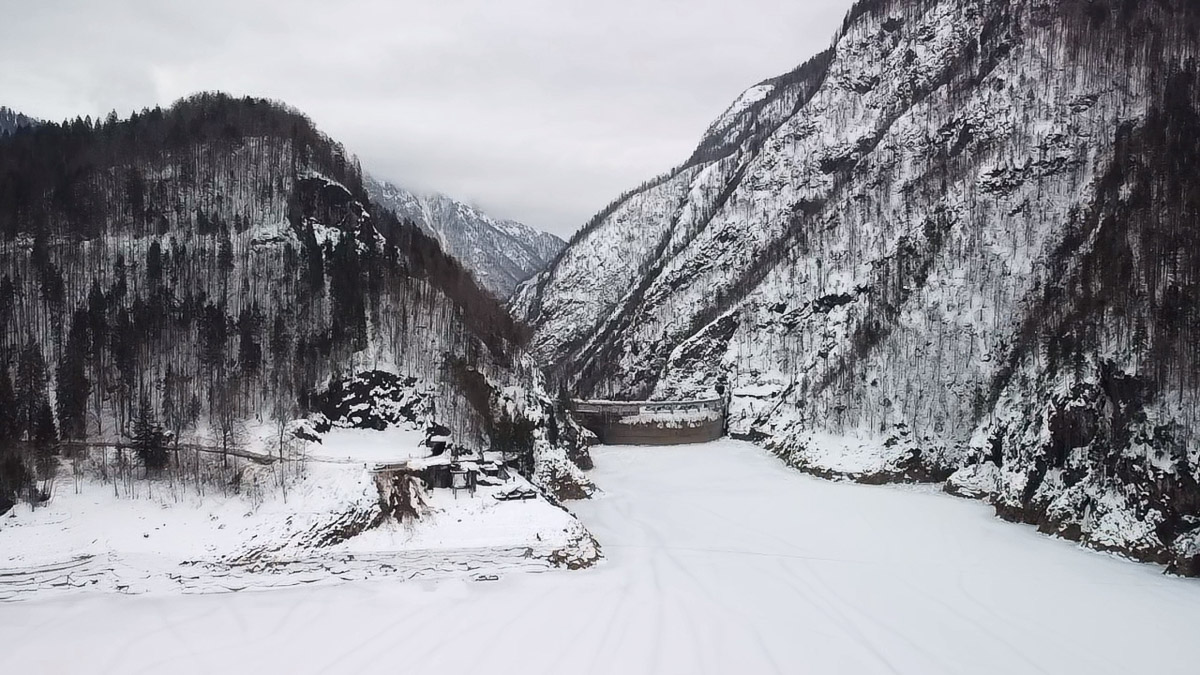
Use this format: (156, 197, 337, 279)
(0, 106, 36, 136)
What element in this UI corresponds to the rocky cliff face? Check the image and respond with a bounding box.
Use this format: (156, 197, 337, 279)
(367, 177, 563, 299)
(517, 0, 1200, 571)
(0, 107, 37, 136)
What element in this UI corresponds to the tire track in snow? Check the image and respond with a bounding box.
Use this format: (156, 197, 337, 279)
(620, 497, 784, 675)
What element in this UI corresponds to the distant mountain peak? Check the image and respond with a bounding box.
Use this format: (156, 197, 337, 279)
(366, 176, 564, 299)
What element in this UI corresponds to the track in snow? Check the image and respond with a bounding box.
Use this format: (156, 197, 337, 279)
(2, 440, 1198, 674)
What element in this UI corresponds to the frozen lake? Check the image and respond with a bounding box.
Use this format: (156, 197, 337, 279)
(2, 440, 1198, 674)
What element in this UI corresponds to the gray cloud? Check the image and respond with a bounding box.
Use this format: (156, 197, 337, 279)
(0, 0, 853, 236)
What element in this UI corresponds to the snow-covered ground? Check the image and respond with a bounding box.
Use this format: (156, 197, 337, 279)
(3, 439, 1198, 674)
(0, 427, 593, 599)
(304, 427, 429, 464)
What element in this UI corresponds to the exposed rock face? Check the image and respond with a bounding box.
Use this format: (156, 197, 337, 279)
(517, 0, 1200, 570)
(367, 177, 564, 299)
(0, 106, 36, 136)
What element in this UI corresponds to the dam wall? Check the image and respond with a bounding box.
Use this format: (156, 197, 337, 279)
(570, 398, 726, 445)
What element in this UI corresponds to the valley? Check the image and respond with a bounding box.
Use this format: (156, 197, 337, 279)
(2, 0, 1199, 671)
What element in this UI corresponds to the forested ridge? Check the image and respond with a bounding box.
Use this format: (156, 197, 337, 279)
(0, 93, 558, 513)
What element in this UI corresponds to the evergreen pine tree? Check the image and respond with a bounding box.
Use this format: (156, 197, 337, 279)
(146, 240, 163, 289)
(32, 401, 58, 486)
(14, 339, 49, 441)
(56, 309, 91, 440)
(130, 395, 168, 472)
(0, 360, 15, 443)
(0, 362, 23, 513)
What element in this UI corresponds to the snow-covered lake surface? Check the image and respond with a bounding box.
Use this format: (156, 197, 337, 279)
(3, 440, 1198, 674)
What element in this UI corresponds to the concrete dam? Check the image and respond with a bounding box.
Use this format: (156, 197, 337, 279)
(570, 397, 727, 445)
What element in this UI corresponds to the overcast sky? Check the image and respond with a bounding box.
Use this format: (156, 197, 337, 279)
(0, 0, 852, 237)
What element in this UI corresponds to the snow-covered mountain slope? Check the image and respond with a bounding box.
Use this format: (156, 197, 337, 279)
(367, 177, 563, 299)
(0, 93, 593, 526)
(517, 0, 1200, 572)
(0, 107, 37, 136)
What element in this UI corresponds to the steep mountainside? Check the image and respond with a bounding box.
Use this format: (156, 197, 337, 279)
(517, 0, 1200, 572)
(0, 93, 591, 514)
(0, 107, 37, 136)
(367, 177, 563, 298)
